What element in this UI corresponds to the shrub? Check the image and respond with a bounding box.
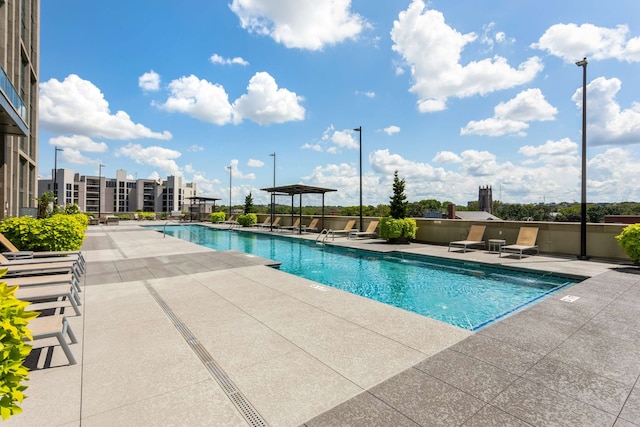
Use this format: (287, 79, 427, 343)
(0, 214, 86, 252)
(138, 212, 155, 220)
(0, 271, 39, 420)
(615, 223, 640, 263)
(237, 213, 257, 227)
(63, 204, 81, 215)
(209, 212, 226, 223)
(379, 217, 417, 240)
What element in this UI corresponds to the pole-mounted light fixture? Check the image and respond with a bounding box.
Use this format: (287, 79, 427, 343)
(353, 126, 363, 232)
(98, 164, 105, 220)
(269, 153, 276, 231)
(53, 147, 64, 205)
(226, 165, 232, 218)
(575, 57, 588, 260)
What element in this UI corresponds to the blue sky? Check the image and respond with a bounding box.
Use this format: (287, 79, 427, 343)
(39, 0, 640, 206)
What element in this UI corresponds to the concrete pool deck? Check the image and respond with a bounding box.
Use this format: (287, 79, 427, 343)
(5, 222, 639, 426)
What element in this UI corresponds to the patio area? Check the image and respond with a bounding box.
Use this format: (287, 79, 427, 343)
(5, 222, 640, 426)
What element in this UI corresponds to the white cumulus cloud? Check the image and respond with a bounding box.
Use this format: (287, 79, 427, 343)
(156, 75, 234, 125)
(49, 135, 108, 153)
(40, 74, 172, 140)
(461, 88, 557, 136)
(532, 23, 640, 63)
(233, 72, 305, 125)
(247, 158, 265, 167)
(115, 143, 182, 176)
(210, 53, 249, 66)
(572, 76, 640, 146)
(391, 0, 542, 112)
(519, 138, 578, 167)
(229, 0, 368, 50)
(138, 70, 161, 91)
(383, 125, 400, 135)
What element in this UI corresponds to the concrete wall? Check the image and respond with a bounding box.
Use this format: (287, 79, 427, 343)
(256, 214, 629, 261)
(413, 219, 627, 261)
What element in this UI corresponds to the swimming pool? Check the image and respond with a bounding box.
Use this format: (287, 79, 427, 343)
(150, 225, 578, 330)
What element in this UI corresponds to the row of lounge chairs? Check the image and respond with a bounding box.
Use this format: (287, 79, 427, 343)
(449, 225, 539, 259)
(255, 217, 321, 233)
(0, 233, 83, 365)
(252, 217, 381, 240)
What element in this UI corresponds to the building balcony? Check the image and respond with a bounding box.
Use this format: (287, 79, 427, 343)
(0, 65, 28, 136)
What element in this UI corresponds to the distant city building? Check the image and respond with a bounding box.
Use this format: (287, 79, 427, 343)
(39, 169, 198, 214)
(0, 1, 40, 218)
(478, 185, 493, 213)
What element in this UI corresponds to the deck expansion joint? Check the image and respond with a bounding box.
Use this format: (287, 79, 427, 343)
(143, 281, 268, 427)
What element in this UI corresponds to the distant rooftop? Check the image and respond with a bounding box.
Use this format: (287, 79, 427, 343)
(455, 211, 502, 221)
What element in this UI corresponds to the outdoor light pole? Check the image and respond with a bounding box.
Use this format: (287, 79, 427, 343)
(53, 146, 64, 205)
(98, 164, 105, 220)
(269, 152, 276, 231)
(576, 57, 588, 260)
(226, 165, 232, 218)
(353, 126, 363, 232)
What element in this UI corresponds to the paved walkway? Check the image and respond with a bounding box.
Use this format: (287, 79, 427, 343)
(5, 223, 640, 426)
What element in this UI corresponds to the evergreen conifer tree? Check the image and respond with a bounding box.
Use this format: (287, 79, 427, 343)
(244, 192, 255, 213)
(389, 171, 407, 219)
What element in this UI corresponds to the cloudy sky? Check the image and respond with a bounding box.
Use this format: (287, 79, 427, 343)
(39, 0, 640, 206)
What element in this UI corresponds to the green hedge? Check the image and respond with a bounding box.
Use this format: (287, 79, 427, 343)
(237, 213, 257, 227)
(0, 214, 87, 252)
(0, 271, 39, 420)
(209, 212, 226, 223)
(616, 223, 640, 263)
(379, 217, 417, 240)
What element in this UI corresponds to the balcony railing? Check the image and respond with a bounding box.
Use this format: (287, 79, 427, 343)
(0, 64, 27, 123)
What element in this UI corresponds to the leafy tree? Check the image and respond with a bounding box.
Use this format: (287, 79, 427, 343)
(244, 192, 255, 213)
(389, 171, 408, 219)
(373, 204, 391, 217)
(36, 191, 56, 219)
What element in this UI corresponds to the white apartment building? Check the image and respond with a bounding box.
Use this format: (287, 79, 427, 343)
(39, 169, 197, 215)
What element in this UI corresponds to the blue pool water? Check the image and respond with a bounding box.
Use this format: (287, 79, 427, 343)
(150, 225, 577, 330)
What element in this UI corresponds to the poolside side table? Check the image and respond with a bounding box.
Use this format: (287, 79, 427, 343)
(488, 239, 506, 254)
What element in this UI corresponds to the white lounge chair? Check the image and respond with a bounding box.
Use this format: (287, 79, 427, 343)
(0, 233, 85, 272)
(328, 219, 357, 239)
(448, 225, 486, 253)
(279, 218, 301, 232)
(16, 284, 81, 316)
(256, 216, 281, 230)
(349, 220, 379, 239)
(500, 227, 539, 259)
(0, 254, 82, 281)
(300, 218, 319, 233)
(27, 315, 78, 365)
(3, 272, 81, 294)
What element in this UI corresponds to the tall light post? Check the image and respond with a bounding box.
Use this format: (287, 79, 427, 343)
(98, 164, 105, 220)
(353, 126, 363, 232)
(226, 165, 232, 218)
(269, 153, 276, 231)
(576, 57, 588, 260)
(53, 146, 64, 205)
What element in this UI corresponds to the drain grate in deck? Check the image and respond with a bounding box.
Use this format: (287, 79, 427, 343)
(144, 282, 268, 427)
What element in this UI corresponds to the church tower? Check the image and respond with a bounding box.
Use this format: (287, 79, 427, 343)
(479, 186, 493, 213)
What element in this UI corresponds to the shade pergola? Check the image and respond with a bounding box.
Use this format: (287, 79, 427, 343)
(185, 196, 221, 221)
(260, 184, 337, 233)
